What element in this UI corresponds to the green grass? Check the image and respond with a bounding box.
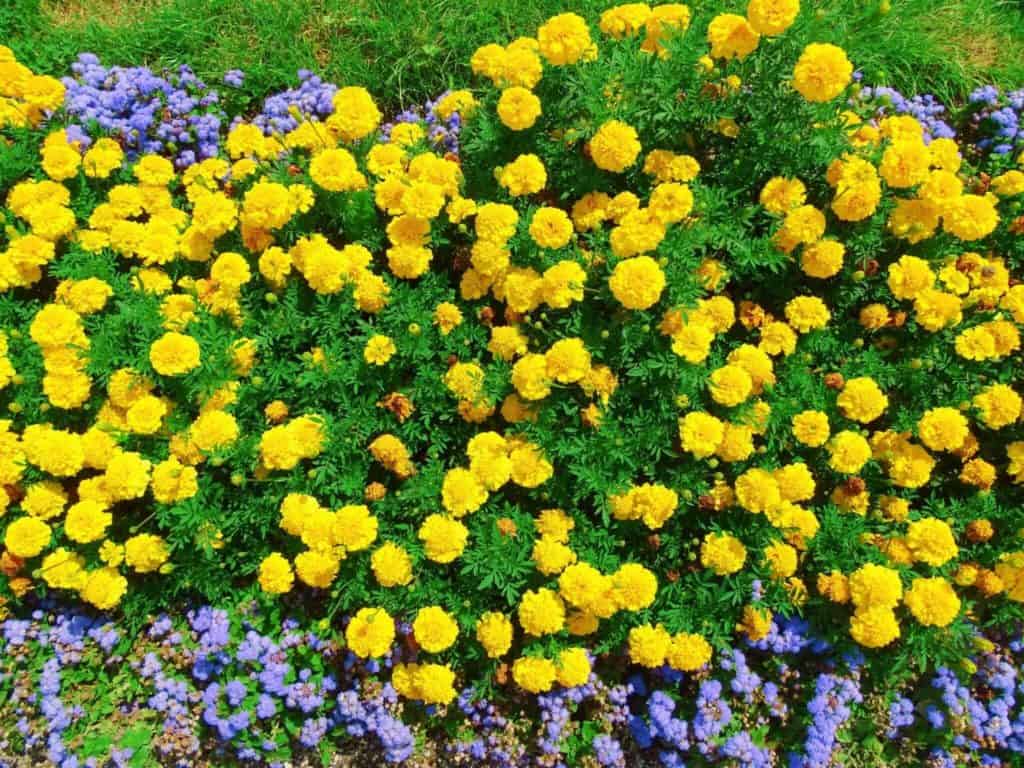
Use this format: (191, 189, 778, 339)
(1, 0, 1022, 110)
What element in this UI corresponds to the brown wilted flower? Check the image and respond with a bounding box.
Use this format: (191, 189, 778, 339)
(844, 476, 866, 495)
(364, 482, 387, 502)
(0, 551, 23, 578)
(378, 392, 415, 423)
(581, 403, 603, 428)
(824, 372, 845, 390)
(966, 519, 994, 543)
(739, 300, 765, 329)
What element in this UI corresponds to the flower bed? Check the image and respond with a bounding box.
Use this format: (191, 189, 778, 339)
(2, 1, 1024, 765)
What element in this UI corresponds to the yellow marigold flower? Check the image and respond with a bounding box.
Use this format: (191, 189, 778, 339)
(475, 612, 514, 658)
(542, 260, 587, 309)
(21, 481, 66, 520)
(849, 563, 903, 609)
(371, 542, 413, 587)
(555, 647, 591, 687)
(529, 207, 573, 249)
(917, 407, 969, 452)
(666, 632, 712, 671)
(700, 532, 747, 575)
(738, 604, 773, 641)
(746, 0, 799, 36)
(364, 334, 397, 366)
(709, 364, 753, 407)
(124, 533, 168, 573)
(497, 86, 542, 131)
(433, 302, 463, 335)
(443, 361, 485, 401)
(671, 321, 712, 364)
(817, 570, 851, 603)
(41, 548, 86, 590)
(80, 567, 128, 610)
(103, 451, 151, 501)
(879, 138, 931, 188)
(849, 606, 900, 648)
(512, 656, 557, 693)
(800, 240, 844, 279)
(418, 514, 469, 563)
(707, 13, 759, 60)
(716, 423, 754, 463)
(332, 505, 378, 552)
(498, 154, 547, 196)
(258, 552, 294, 594)
(4, 516, 51, 558)
(609, 256, 665, 310)
(536, 509, 574, 542)
(628, 623, 671, 667)
(735, 467, 781, 513)
(905, 517, 957, 566)
(346, 607, 395, 658)
(537, 13, 594, 66)
(518, 587, 566, 636)
(612, 562, 658, 610)
(511, 353, 552, 400)
(764, 541, 798, 579)
(545, 337, 591, 383)
(149, 332, 201, 376)
(837, 377, 888, 423)
(828, 430, 872, 474)
(328, 86, 381, 142)
(904, 577, 960, 627)
(791, 410, 829, 447)
(441, 467, 489, 516)
(412, 606, 459, 653)
(760, 176, 807, 214)
(589, 120, 641, 173)
(64, 500, 111, 544)
(532, 535, 577, 575)
(784, 295, 830, 332)
(792, 43, 853, 102)
(294, 549, 340, 589)
(943, 194, 999, 241)
(774, 463, 815, 502)
(973, 384, 1021, 429)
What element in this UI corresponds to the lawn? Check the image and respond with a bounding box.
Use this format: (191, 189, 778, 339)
(3, 0, 1024, 107)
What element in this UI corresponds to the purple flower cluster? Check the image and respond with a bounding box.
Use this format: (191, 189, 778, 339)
(245, 69, 337, 135)
(787, 672, 863, 768)
(853, 84, 957, 142)
(4, 604, 1024, 766)
(966, 85, 1024, 155)
(61, 53, 225, 169)
(56, 55, 469, 168)
(381, 90, 464, 156)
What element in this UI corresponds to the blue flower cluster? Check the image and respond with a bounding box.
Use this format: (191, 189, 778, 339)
(967, 85, 1024, 155)
(58, 54, 467, 169)
(243, 69, 337, 136)
(852, 83, 957, 142)
(382, 91, 465, 156)
(3, 602, 1024, 766)
(62, 54, 226, 169)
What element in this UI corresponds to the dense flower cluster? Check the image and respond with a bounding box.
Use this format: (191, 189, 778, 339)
(3, 2, 1024, 765)
(3, 601, 1024, 767)
(0, 46, 65, 129)
(967, 85, 1024, 156)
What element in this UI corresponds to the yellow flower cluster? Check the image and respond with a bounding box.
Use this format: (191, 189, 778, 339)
(6, 1, 1024, 706)
(0, 46, 65, 128)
